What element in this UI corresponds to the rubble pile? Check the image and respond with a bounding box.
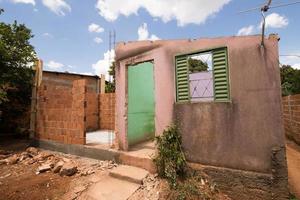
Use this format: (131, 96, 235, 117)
(0, 147, 118, 177)
(129, 173, 161, 200)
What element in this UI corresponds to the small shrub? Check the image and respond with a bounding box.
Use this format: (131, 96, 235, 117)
(153, 125, 186, 188)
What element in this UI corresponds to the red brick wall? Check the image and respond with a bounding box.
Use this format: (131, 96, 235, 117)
(36, 79, 87, 145)
(99, 93, 115, 130)
(282, 94, 300, 144)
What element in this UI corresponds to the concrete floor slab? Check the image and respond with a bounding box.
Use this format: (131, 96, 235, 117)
(86, 130, 115, 146)
(81, 176, 140, 200)
(109, 165, 149, 184)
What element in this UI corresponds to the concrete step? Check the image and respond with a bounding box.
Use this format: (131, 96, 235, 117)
(109, 165, 149, 184)
(81, 175, 140, 200)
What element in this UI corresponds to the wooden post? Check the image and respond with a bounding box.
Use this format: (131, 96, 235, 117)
(100, 74, 105, 94)
(29, 59, 43, 139)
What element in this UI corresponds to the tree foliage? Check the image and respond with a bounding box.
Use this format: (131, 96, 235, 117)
(188, 58, 208, 73)
(105, 61, 115, 93)
(280, 65, 300, 96)
(0, 19, 37, 133)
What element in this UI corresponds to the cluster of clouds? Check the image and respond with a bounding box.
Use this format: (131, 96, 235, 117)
(237, 13, 289, 36)
(11, 0, 299, 75)
(137, 23, 159, 41)
(280, 55, 300, 70)
(88, 23, 104, 44)
(95, 0, 231, 26)
(10, 0, 71, 16)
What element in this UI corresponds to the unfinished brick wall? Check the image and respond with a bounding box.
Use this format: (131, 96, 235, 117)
(282, 94, 300, 144)
(86, 91, 99, 131)
(36, 79, 87, 145)
(99, 93, 115, 130)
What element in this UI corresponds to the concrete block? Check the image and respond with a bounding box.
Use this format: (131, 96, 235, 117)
(109, 165, 149, 184)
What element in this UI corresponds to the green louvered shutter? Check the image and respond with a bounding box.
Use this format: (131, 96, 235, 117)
(212, 48, 230, 101)
(175, 55, 189, 102)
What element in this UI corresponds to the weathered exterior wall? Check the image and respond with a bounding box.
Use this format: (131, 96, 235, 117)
(99, 93, 115, 130)
(174, 36, 285, 174)
(282, 94, 300, 144)
(35, 71, 101, 144)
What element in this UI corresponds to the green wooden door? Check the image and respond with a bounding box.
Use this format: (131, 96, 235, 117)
(128, 62, 155, 146)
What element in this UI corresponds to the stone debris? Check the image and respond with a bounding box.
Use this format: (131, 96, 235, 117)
(53, 161, 64, 173)
(19, 152, 30, 161)
(5, 154, 19, 165)
(0, 147, 118, 179)
(26, 147, 39, 156)
(37, 164, 52, 174)
(129, 173, 160, 200)
(0, 173, 11, 179)
(0, 160, 6, 165)
(0, 149, 12, 155)
(59, 162, 78, 176)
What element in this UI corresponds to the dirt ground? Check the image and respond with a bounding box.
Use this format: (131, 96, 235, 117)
(0, 138, 299, 200)
(0, 162, 72, 200)
(0, 138, 117, 200)
(286, 140, 300, 199)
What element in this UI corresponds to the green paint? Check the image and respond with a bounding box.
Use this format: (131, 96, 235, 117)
(212, 48, 230, 101)
(175, 55, 189, 102)
(128, 62, 155, 146)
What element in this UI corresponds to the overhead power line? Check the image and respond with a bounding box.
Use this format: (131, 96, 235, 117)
(280, 55, 300, 58)
(238, 0, 300, 14)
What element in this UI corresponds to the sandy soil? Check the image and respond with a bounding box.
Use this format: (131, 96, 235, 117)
(286, 140, 300, 199)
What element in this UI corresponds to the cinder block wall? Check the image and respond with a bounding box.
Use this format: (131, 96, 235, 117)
(99, 93, 115, 130)
(36, 79, 86, 144)
(282, 94, 300, 144)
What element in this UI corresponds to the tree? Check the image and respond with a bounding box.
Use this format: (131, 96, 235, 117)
(280, 65, 300, 96)
(0, 19, 37, 134)
(188, 58, 208, 73)
(105, 62, 115, 93)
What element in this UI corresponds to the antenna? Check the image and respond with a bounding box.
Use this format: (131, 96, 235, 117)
(238, 0, 300, 46)
(108, 30, 116, 82)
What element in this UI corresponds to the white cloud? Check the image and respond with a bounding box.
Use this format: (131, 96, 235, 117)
(137, 23, 159, 41)
(42, 32, 53, 38)
(95, 0, 231, 26)
(260, 13, 288, 29)
(280, 54, 300, 69)
(237, 25, 254, 36)
(46, 60, 64, 70)
(80, 72, 94, 76)
(88, 23, 104, 33)
(94, 37, 103, 44)
(10, 0, 35, 5)
(92, 49, 115, 80)
(42, 0, 71, 16)
(292, 63, 300, 70)
(66, 65, 75, 69)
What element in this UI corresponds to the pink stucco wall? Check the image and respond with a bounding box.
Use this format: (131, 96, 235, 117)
(115, 35, 283, 152)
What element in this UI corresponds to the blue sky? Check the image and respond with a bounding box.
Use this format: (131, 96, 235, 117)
(1, 0, 300, 78)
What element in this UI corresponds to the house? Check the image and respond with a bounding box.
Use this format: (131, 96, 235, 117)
(114, 34, 289, 199)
